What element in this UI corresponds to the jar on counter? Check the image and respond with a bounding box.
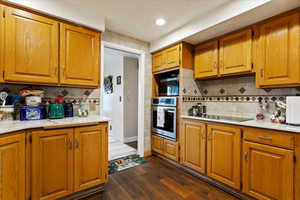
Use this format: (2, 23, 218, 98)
(0, 105, 14, 121)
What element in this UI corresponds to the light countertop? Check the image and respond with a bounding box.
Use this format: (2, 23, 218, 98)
(0, 116, 110, 135)
(181, 115, 300, 133)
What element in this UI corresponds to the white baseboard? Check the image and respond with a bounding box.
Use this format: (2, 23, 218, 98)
(123, 136, 138, 143)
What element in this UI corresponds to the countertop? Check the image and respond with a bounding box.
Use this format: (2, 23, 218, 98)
(0, 116, 110, 135)
(181, 115, 300, 133)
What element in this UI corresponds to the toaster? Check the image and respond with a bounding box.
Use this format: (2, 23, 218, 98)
(286, 96, 300, 125)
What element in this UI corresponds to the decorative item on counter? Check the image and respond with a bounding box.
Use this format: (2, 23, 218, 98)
(270, 100, 287, 124)
(64, 103, 73, 117)
(78, 104, 89, 117)
(25, 96, 42, 106)
(256, 113, 264, 120)
(19, 106, 46, 121)
(256, 100, 267, 120)
(48, 95, 65, 119)
(19, 89, 44, 97)
(0, 91, 8, 106)
(0, 105, 14, 120)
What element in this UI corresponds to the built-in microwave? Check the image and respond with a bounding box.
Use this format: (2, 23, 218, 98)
(158, 74, 179, 96)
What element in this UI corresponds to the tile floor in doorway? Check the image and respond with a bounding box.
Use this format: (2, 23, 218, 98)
(109, 135, 137, 161)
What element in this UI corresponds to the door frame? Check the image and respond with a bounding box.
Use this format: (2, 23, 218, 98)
(101, 41, 145, 157)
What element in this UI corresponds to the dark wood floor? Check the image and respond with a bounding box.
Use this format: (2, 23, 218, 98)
(83, 156, 239, 200)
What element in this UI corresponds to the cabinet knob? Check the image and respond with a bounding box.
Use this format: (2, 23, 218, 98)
(260, 68, 264, 78)
(74, 138, 79, 149)
(244, 152, 249, 162)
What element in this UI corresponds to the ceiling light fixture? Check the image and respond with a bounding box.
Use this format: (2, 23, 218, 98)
(156, 18, 166, 26)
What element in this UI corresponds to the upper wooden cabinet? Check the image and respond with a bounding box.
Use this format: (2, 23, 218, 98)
(152, 44, 181, 73)
(74, 125, 108, 192)
(180, 120, 206, 173)
(0, 132, 26, 200)
(219, 29, 252, 75)
(4, 7, 59, 84)
(243, 141, 294, 200)
(0, 6, 4, 83)
(206, 124, 241, 190)
(60, 23, 100, 87)
(31, 128, 74, 200)
(256, 13, 300, 88)
(194, 40, 218, 79)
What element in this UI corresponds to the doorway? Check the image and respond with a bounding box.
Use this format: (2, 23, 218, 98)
(101, 42, 145, 161)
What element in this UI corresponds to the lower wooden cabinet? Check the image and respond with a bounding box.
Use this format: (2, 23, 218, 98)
(207, 124, 241, 190)
(152, 135, 164, 155)
(74, 125, 108, 192)
(151, 135, 179, 162)
(180, 120, 206, 173)
(31, 128, 74, 200)
(31, 123, 108, 200)
(243, 141, 294, 200)
(0, 132, 26, 200)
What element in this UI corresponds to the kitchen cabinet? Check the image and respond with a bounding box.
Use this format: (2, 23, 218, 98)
(0, 5, 4, 83)
(152, 44, 181, 73)
(180, 120, 206, 173)
(74, 125, 108, 192)
(194, 40, 218, 79)
(0, 132, 26, 200)
(256, 12, 300, 87)
(163, 139, 179, 161)
(219, 29, 252, 75)
(152, 135, 164, 155)
(31, 128, 74, 200)
(152, 52, 165, 72)
(4, 7, 59, 84)
(152, 135, 179, 161)
(206, 124, 241, 190)
(165, 45, 180, 69)
(31, 124, 108, 200)
(60, 23, 100, 87)
(243, 141, 294, 200)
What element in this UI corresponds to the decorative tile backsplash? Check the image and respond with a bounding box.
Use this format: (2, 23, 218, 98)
(180, 69, 299, 119)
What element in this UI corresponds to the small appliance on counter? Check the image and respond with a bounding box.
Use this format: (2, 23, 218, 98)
(20, 106, 46, 121)
(48, 95, 65, 119)
(286, 96, 300, 125)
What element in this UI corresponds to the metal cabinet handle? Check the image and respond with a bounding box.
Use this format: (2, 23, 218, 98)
(244, 152, 249, 162)
(65, 138, 73, 150)
(68, 138, 73, 150)
(74, 138, 79, 149)
(260, 68, 264, 78)
(258, 136, 272, 141)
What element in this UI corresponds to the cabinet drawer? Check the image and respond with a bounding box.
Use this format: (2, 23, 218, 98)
(243, 128, 295, 149)
(164, 139, 178, 162)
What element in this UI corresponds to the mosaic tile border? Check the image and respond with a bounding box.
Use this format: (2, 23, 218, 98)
(44, 97, 100, 105)
(182, 95, 289, 103)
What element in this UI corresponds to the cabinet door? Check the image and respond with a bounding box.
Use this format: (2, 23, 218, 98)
(60, 23, 100, 87)
(163, 139, 179, 162)
(74, 124, 108, 192)
(243, 141, 293, 200)
(219, 29, 252, 75)
(32, 129, 73, 200)
(4, 7, 59, 84)
(0, 6, 4, 83)
(165, 45, 180, 69)
(180, 121, 206, 173)
(257, 13, 300, 87)
(152, 52, 165, 72)
(207, 125, 241, 189)
(152, 135, 164, 154)
(0, 133, 25, 200)
(194, 41, 218, 79)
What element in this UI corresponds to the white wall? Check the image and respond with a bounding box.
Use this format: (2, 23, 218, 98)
(123, 57, 139, 143)
(102, 31, 152, 154)
(102, 48, 124, 142)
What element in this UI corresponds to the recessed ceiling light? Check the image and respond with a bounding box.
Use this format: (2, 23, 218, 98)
(156, 18, 166, 26)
